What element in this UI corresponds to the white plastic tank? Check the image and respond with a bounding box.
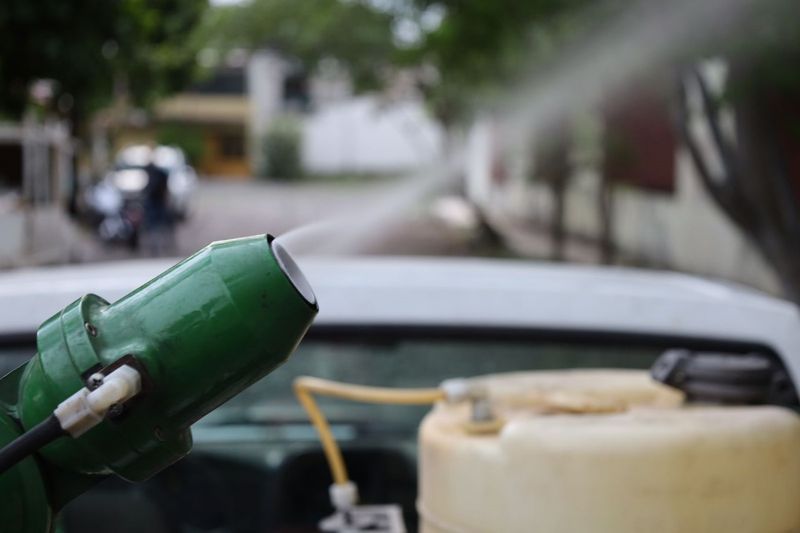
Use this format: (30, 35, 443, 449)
(418, 370, 800, 533)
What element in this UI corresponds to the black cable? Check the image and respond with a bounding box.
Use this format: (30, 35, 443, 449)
(0, 414, 66, 476)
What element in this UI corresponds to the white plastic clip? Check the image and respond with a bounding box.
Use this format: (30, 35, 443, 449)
(54, 365, 142, 438)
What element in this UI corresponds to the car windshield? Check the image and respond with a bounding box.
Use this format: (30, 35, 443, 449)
(41, 333, 659, 532)
(196, 335, 659, 446)
(212, 336, 656, 418)
(0, 333, 661, 443)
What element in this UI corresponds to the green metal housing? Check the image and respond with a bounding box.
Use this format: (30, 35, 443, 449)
(0, 364, 51, 533)
(0, 235, 317, 529)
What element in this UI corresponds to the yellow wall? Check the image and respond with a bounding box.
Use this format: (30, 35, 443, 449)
(199, 131, 250, 178)
(154, 94, 251, 178)
(155, 95, 249, 125)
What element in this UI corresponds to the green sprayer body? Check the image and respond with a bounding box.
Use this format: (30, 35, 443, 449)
(0, 235, 317, 532)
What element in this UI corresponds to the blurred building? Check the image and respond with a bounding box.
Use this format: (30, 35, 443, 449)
(115, 49, 443, 179)
(0, 118, 77, 267)
(156, 65, 250, 177)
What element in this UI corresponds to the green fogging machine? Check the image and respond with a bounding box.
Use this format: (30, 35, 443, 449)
(0, 235, 318, 532)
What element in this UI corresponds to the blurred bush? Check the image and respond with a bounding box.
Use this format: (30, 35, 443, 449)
(156, 125, 204, 166)
(261, 116, 302, 180)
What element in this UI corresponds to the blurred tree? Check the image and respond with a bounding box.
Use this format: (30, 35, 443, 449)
(260, 115, 302, 181)
(0, 0, 207, 130)
(195, 0, 396, 92)
(118, 0, 209, 110)
(678, 0, 800, 301)
(402, 0, 576, 128)
(412, 0, 800, 289)
(156, 124, 204, 166)
(401, 0, 592, 255)
(200, 0, 590, 126)
(532, 117, 572, 261)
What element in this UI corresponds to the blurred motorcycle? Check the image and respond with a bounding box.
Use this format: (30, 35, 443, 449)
(84, 145, 197, 248)
(88, 171, 147, 250)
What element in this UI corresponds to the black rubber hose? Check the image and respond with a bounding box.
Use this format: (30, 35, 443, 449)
(0, 414, 66, 476)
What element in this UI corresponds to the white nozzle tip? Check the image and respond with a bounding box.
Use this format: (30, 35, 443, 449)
(272, 239, 317, 307)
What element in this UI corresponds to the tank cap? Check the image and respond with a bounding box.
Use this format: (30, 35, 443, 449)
(651, 349, 798, 406)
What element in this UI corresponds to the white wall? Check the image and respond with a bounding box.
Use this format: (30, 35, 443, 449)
(496, 153, 781, 294)
(247, 50, 289, 138)
(246, 50, 289, 172)
(301, 96, 444, 175)
(246, 50, 444, 176)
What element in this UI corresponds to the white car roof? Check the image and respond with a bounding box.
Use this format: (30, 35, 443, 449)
(1, 256, 799, 382)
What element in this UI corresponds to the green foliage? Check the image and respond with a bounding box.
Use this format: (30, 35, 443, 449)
(723, 1, 800, 98)
(117, 0, 209, 109)
(0, 0, 208, 126)
(410, 1, 568, 82)
(196, 0, 593, 128)
(192, 0, 800, 137)
(156, 124, 204, 166)
(401, 0, 593, 126)
(198, 0, 396, 92)
(261, 116, 302, 181)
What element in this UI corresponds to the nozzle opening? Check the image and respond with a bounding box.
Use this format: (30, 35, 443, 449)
(270, 238, 317, 308)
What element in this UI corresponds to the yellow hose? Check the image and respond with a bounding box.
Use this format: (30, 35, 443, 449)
(293, 376, 445, 486)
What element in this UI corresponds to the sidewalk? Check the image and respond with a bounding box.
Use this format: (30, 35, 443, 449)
(485, 208, 604, 263)
(0, 206, 80, 269)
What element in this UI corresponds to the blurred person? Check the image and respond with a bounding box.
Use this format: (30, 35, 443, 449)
(142, 147, 175, 256)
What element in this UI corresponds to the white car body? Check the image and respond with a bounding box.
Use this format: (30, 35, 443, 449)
(0, 256, 798, 384)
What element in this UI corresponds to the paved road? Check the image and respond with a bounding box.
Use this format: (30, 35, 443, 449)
(178, 180, 391, 252)
(74, 178, 485, 262)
